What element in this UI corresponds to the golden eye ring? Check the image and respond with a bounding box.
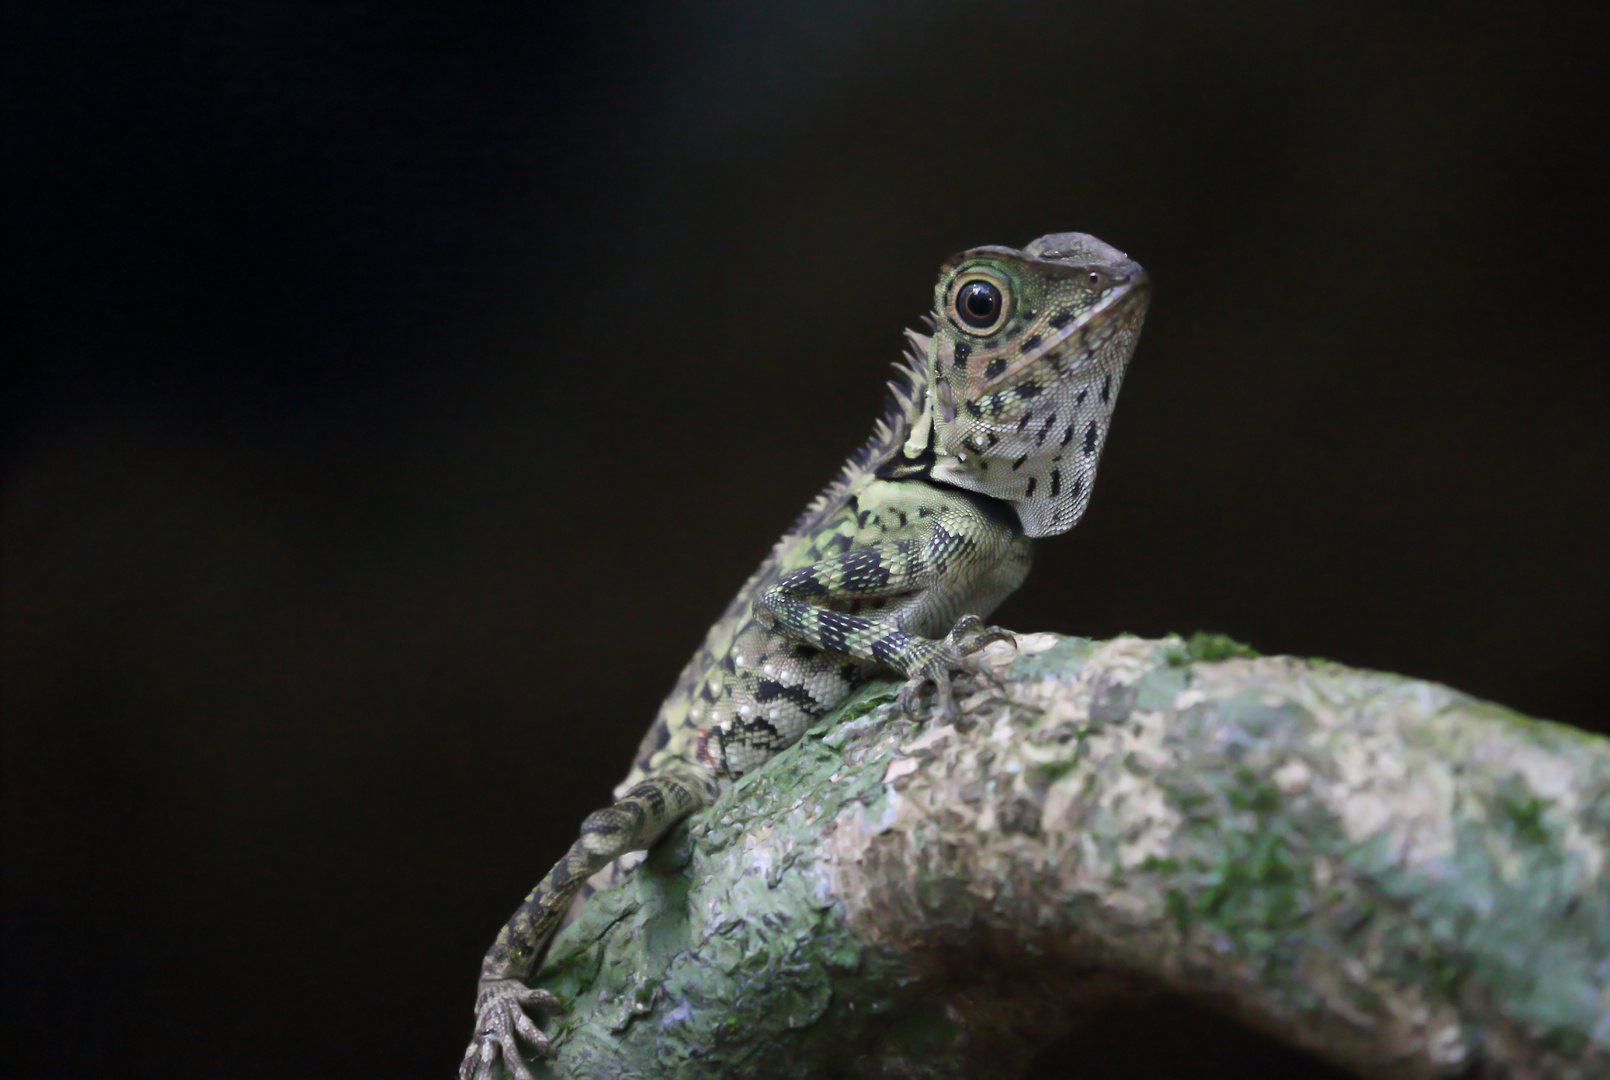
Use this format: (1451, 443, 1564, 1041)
(950, 272, 1010, 334)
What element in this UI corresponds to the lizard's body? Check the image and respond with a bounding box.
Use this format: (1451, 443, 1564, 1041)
(463, 233, 1149, 1080)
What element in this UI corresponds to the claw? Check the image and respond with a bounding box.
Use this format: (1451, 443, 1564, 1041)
(949, 618, 1015, 694)
(949, 614, 1017, 657)
(897, 676, 926, 719)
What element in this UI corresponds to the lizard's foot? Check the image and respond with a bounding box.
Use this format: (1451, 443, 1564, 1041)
(897, 615, 1016, 721)
(460, 979, 562, 1080)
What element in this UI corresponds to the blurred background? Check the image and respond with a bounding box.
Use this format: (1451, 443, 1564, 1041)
(4, 2, 1606, 1077)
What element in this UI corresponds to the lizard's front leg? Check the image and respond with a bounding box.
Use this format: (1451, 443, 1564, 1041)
(461, 768, 716, 1080)
(755, 512, 1017, 721)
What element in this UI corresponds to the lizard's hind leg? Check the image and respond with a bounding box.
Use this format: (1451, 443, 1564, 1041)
(463, 769, 717, 1080)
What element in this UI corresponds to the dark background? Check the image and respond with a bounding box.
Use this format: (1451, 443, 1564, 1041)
(4, 2, 1606, 1077)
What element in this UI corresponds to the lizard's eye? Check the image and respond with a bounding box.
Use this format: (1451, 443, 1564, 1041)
(953, 278, 1006, 333)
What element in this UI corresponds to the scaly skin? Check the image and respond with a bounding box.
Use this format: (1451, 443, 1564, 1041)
(461, 233, 1150, 1079)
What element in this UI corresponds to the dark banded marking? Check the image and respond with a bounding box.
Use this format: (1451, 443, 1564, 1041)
(870, 633, 907, 666)
(780, 569, 830, 598)
(837, 548, 893, 591)
(752, 679, 819, 710)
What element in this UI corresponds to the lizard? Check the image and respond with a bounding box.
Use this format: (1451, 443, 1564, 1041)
(461, 232, 1150, 1080)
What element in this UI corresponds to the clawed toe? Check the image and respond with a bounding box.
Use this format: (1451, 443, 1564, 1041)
(516, 986, 562, 1011)
(897, 658, 977, 722)
(948, 616, 1016, 657)
(897, 677, 926, 718)
(464, 980, 562, 1080)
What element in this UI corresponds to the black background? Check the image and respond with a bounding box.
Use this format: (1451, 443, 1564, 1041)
(5, 2, 1607, 1077)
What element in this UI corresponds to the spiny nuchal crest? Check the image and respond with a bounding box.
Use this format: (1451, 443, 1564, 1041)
(924, 232, 1149, 537)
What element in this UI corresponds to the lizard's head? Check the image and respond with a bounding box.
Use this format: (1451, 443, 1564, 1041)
(923, 232, 1149, 537)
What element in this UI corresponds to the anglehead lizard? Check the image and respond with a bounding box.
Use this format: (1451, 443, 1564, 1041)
(462, 232, 1149, 1079)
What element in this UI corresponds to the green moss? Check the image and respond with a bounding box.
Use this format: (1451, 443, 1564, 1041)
(1499, 790, 1549, 846)
(1160, 631, 1256, 667)
(1185, 631, 1258, 663)
(1187, 829, 1306, 966)
(834, 683, 899, 724)
(1039, 759, 1078, 783)
(812, 682, 901, 751)
(1162, 753, 1313, 976)
(1227, 768, 1282, 815)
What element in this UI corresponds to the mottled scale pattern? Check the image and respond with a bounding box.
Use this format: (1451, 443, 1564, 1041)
(462, 232, 1150, 1080)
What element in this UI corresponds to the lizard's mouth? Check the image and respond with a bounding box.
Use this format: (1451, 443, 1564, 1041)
(979, 271, 1151, 394)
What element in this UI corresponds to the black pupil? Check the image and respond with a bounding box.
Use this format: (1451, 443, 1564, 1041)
(959, 281, 1002, 328)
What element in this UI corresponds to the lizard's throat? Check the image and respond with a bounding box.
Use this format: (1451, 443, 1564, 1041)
(926, 362, 1130, 538)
